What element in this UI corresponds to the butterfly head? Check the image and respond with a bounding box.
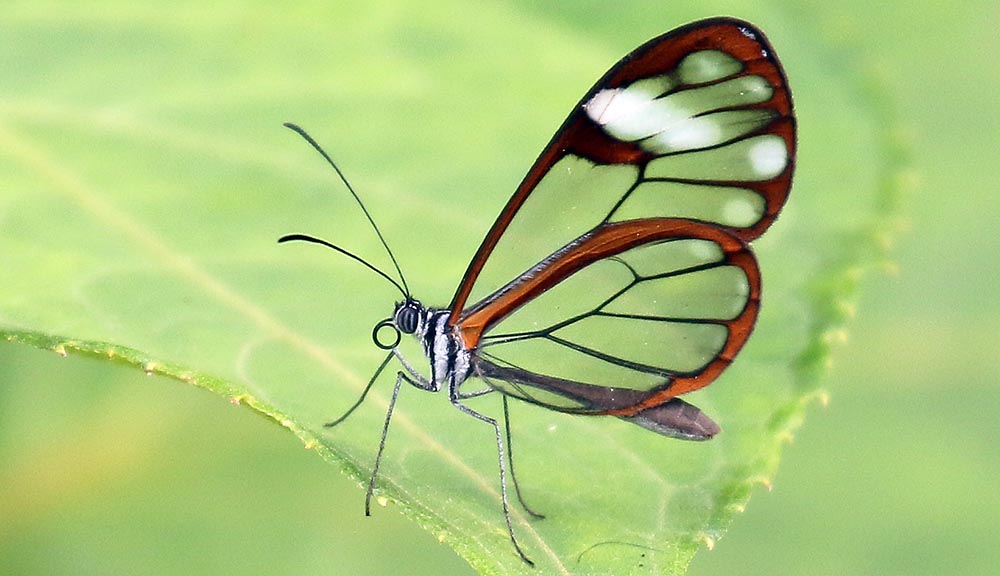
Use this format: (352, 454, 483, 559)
(393, 298, 424, 334)
(372, 298, 424, 350)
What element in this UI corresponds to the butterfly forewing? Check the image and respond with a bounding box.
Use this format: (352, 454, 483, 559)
(450, 18, 793, 418)
(449, 18, 794, 322)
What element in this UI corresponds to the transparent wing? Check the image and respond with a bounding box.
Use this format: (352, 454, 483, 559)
(462, 219, 758, 414)
(448, 18, 795, 322)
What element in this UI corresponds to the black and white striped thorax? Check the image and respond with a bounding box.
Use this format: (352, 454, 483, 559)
(392, 299, 473, 390)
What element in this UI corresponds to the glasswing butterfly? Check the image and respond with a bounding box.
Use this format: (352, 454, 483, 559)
(281, 17, 795, 565)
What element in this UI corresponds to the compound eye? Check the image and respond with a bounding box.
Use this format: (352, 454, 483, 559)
(372, 318, 401, 350)
(395, 304, 420, 334)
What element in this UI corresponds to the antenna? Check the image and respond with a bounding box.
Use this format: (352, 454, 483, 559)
(282, 122, 410, 296)
(278, 233, 407, 297)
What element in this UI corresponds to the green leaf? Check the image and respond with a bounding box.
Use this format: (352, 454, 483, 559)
(0, 1, 900, 574)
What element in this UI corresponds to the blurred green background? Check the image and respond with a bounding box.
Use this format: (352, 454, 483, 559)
(2, 1, 997, 575)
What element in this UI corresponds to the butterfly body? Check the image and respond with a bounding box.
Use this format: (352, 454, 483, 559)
(392, 301, 472, 392)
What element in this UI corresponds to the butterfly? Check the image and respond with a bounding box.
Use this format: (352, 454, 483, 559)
(281, 17, 795, 565)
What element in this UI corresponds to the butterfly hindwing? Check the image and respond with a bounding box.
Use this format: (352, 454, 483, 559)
(464, 219, 759, 416)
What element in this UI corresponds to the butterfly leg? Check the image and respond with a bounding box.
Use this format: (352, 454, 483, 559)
(393, 347, 439, 392)
(449, 384, 535, 566)
(363, 348, 442, 515)
(460, 374, 545, 519)
(364, 369, 424, 516)
(501, 395, 545, 519)
(325, 350, 395, 427)
(457, 377, 545, 518)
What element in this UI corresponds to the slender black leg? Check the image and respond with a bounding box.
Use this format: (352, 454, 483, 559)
(360, 348, 436, 516)
(325, 350, 395, 427)
(364, 370, 408, 516)
(450, 387, 535, 566)
(502, 396, 545, 519)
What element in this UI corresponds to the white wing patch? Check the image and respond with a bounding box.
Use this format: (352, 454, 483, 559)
(584, 49, 786, 160)
(610, 180, 765, 227)
(676, 49, 743, 83)
(645, 134, 788, 181)
(748, 136, 788, 177)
